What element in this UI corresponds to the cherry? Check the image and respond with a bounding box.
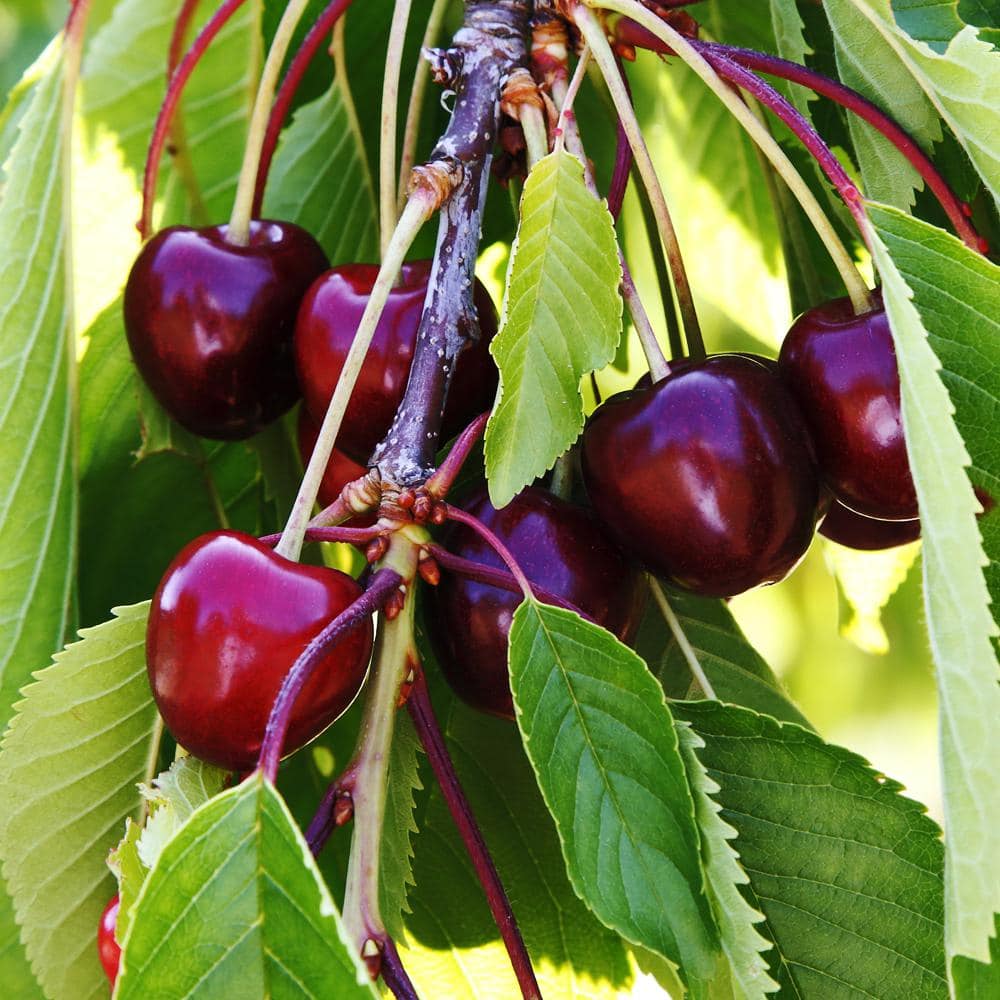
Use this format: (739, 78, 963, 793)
(581, 354, 821, 598)
(424, 486, 645, 719)
(97, 894, 121, 986)
(146, 531, 373, 771)
(820, 499, 921, 550)
(124, 220, 329, 440)
(778, 295, 917, 520)
(294, 260, 498, 463)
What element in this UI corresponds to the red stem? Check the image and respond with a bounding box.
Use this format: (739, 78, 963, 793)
(406, 672, 542, 1000)
(379, 937, 420, 1000)
(606, 56, 633, 220)
(168, 0, 203, 76)
(139, 0, 249, 239)
(425, 413, 489, 498)
(694, 40, 986, 254)
(256, 568, 402, 782)
(259, 525, 383, 547)
(442, 505, 534, 597)
(252, 0, 355, 217)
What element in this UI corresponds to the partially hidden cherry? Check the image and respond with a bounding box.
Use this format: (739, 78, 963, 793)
(582, 354, 822, 598)
(294, 260, 498, 463)
(147, 531, 373, 771)
(424, 486, 645, 719)
(124, 220, 329, 440)
(778, 296, 917, 520)
(296, 407, 375, 525)
(97, 894, 121, 987)
(819, 499, 921, 550)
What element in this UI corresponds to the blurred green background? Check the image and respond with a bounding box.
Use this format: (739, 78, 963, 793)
(0, 0, 941, 823)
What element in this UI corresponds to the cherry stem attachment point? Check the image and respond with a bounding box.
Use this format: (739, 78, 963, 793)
(140, 0, 249, 240)
(406, 671, 542, 1000)
(252, 0, 354, 216)
(425, 412, 489, 497)
(256, 567, 402, 782)
(227, 0, 311, 246)
(275, 191, 436, 562)
(380, 0, 414, 259)
(648, 577, 718, 700)
(441, 504, 535, 598)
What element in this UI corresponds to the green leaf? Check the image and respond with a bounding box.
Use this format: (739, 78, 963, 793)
(769, 0, 816, 120)
(868, 203, 1000, 966)
(107, 819, 145, 944)
(401, 667, 634, 998)
(832, 0, 1000, 210)
(379, 714, 422, 945)
(116, 774, 377, 998)
(484, 150, 622, 507)
(0, 603, 160, 1000)
(675, 700, 947, 999)
(634, 587, 811, 729)
(508, 599, 721, 992)
(0, 888, 43, 1000)
(262, 75, 378, 265)
(0, 35, 78, 734)
(893, 0, 968, 51)
(676, 723, 778, 999)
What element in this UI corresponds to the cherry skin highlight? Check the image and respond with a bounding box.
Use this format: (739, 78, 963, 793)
(778, 296, 917, 520)
(146, 531, 373, 771)
(294, 260, 498, 463)
(582, 354, 822, 598)
(425, 486, 645, 719)
(124, 220, 329, 440)
(820, 499, 921, 550)
(97, 894, 121, 987)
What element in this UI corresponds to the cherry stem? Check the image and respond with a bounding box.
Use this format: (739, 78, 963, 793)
(425, 544, 583, 615)
(256, 567, 402, 782)
(406, 671, 542, 1000)
(140, 0, 249, 240)
(425, 412, 489, 497)
(553, 46, 590, 148)
(575, 6, 705, 356)
(305, 779, 346, 857)
(520, 103, 550, 168)
(606, 112, 632, 221)
(168, 0, 201, 74)
(397, 0, 451, 210)
(592, 0, 873, 315)
(275, 191, 435, 561)
(647, 577, 718, 700)
(379, 937, 420, 1000)
(252, 0, 355, 217)
(441, 505, 534, 598)
(380, 0, 414, 259)
(259, 525, 383, 547)
(695, 40, 985, 254)
(227, 0, 311, 246)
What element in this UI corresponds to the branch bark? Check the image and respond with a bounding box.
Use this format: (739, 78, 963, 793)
(372, 0, 530, 486)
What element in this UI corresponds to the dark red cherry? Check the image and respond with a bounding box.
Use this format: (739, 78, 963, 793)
(97, 894, 121, 986)
(296, 408, 375, 526)
(820, 499, 921, 550)
(294, 261, 498, 463)
(147, 531, 373, 771)
(581, 354, 821, 598)
(424, 486, 645, 719)
(778, 296, 917, 520)
(124, 220, 329, 440)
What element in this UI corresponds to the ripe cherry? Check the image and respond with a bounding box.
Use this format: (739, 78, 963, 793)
(294, 260, 498, 463)
(97, 894, 121, 986)
(581, 354, 821, 598)
(778, 296, 917, 520)
(124, 221, 329, 440)
(424, 486, 645, 719)
(820, 499, 921, 550)
(147, 531, 373, 771)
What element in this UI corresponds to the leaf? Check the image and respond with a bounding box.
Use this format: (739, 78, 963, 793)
(824, 537, 921, 654)
(378, 713, 422, 945)
(634, 587, 811, 729)
(675, 700, 948, 999)
(833, 0, 1000, 210)
(868, 202, 1000, 966)
(893, 0, 968, 51)
(0, 603, 160, 1000)
(107, 819, 144, 944)
(401, 665, 634, 999)
(262, 75, 378, 265)
(0, 36, 78, 734)
(508, 599, 721, 993)
(484, 150, 623, 507)
(676, 723, 778, 999)
(115, 774, 377, 998)
(769, 0, 816, 120)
